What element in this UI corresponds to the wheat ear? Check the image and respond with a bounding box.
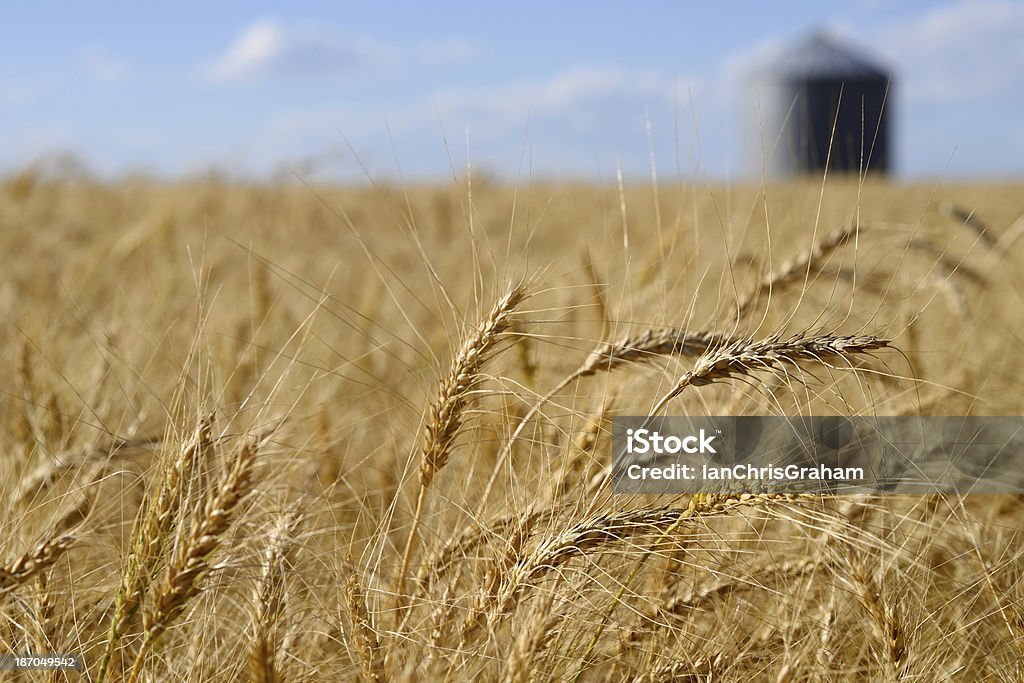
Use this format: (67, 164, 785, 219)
(735, 223, 866, 318)
(342, 568, 386, 682)
(850, 561, 907, 681)
(0, 534, 76, 594)
(569, 493, 799, 680)
(498, 494, 794, 621)
(938, 201, 995, 248)
(478, 328, 722, 512)
(502, 584, 562, 683)
(247, 510, 303, 683)
(396, 285, 527, 600)
(97, 416, 213, 683)
(128, 441, 257, 683)
(649, 333, 890, 416)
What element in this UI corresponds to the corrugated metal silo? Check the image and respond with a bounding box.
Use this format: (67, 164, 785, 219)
(750, 31, 893, 177)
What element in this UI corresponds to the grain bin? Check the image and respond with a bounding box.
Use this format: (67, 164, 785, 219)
(749, 30, 893, 177)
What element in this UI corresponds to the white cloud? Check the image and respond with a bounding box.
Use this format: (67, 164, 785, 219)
(432, 65, 680, 123)
(204, 18, 400, 83)
(721, 3, 1024, 106)
(258, 65, 688, 145)
(714, 3, 1024, 177)
(868, 0, 1024, 103)
(417, 39, 480, 67)
(206, 19, 280, 81)
(244, 64, 707, 179)
(718, 37, 786, 87)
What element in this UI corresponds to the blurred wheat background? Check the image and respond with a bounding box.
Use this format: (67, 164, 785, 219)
(3, 170, 1024, 681)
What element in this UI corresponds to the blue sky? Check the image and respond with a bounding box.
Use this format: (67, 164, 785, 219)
(2, 1, 1023, 181)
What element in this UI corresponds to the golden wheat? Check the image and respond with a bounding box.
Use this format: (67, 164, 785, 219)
(1, 176, 1022, 681)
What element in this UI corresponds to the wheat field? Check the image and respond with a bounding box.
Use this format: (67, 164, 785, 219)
(2, 171, 1024, 681)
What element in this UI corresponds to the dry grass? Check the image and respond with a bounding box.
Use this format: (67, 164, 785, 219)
(1, 172, 1024, 681)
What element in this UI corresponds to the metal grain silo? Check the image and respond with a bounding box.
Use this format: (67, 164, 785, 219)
(750, 31, 893, 177)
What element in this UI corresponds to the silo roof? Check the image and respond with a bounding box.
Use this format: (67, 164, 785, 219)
(764, 31, 890, 81)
